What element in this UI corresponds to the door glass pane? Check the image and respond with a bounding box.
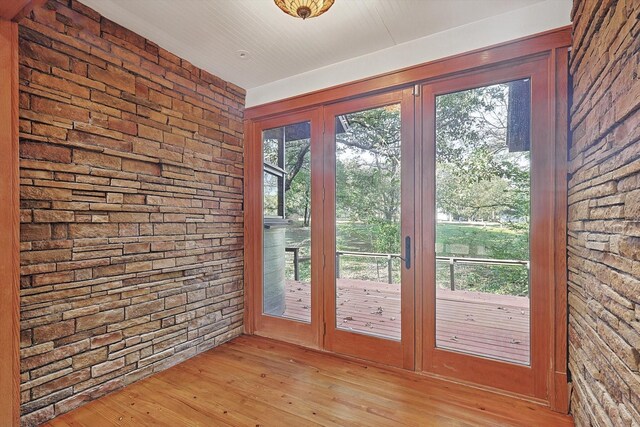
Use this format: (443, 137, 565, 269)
(335, 104, 402, 340)
(262, 121, 311, 322)
(435, 79, 531, 365)
(263, 171, 281, 217)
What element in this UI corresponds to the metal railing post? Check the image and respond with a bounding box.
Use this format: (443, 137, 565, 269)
(526, 260, 531, 296)
(387, 254, 392, 284)
(449, 258, 455, 291)
(293, 247, 299, 281)
(336, 252, 341, 279)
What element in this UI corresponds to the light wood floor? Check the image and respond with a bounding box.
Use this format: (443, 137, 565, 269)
(45, 335, 573, 427)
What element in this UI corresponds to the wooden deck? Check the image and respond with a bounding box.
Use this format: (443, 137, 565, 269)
(45, 335, 573, 427)
(284, 279, 530, 365)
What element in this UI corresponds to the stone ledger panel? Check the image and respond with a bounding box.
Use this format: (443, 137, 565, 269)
(17, 1, 245, 425)
(568, 0, 640, 426)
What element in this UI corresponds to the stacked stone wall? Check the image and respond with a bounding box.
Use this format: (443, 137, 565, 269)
(17, 1, 245, 424)
(568, 0, 640, 425)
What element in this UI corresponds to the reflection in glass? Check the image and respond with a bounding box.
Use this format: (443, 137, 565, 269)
(263, 172, 280, 217)
(434, 79, 531, 365)
(334, 104, 402, 341)
(262, 122, 312, 322)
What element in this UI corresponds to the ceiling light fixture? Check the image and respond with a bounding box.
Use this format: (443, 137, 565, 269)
(274, 0, 335, 20)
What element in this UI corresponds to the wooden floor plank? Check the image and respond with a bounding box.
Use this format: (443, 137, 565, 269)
(219, 343, 500, 427)
(45, 335, 573, 427)
(210, 346, 470, 426)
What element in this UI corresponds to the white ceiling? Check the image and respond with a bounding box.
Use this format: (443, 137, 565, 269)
(81, 0, 546, 92)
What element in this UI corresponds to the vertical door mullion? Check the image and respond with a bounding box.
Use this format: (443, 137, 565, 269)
(400, 87, 416, 370)
(322, 106, 337, 351)
(310, 107, 325, 347)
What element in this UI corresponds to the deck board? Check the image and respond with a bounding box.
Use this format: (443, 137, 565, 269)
(284, 279, 530, 365)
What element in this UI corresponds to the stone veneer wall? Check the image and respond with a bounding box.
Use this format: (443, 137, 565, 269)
(568, 0, 639, 425)
(18, 1, 245, 425)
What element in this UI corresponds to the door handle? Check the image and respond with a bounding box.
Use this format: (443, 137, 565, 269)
(405, 236, 411, 269)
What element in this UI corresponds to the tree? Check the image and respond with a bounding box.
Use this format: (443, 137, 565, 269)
(435, 83, 531, 222)
(335, 105, 402, 224)
(284, 138, 311, 225)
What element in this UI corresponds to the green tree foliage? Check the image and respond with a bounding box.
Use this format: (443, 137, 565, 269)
(435, 83, 531, 222)
(436, 165, 529, 223)
(335, 105, 401, 223)
(284, 137, 311, 225)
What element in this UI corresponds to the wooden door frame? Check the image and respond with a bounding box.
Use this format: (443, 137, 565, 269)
(418, 57, 553, 400)
(0, 17, 21, 427)
(322, 89, 415, 370)
(244, 27, 570, 412)
(244, 108, 324, 349)
(0, 2, 46, 425)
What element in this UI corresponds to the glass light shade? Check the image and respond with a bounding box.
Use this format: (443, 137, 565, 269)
(274, 0, 335, 19)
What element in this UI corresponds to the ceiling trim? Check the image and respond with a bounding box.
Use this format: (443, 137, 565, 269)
(245, 25, 571, 120)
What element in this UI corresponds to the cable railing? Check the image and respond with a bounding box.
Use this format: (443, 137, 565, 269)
(435, 255, 529, 291)
(335, 250, 399, 285)
(286, 247, 529, 290)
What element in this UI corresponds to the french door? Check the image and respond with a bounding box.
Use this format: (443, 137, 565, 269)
(247, 109, 324, 348)
(248, 55, 555, 399)
(249, 91, 416, 368)
(322, 90, 415, 369)
(418, 57, 553, 399)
